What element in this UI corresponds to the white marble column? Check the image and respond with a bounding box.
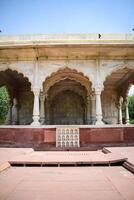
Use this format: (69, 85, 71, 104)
(46, 98, 50, 125)
(118, 98, 123, 124)
(125, 97, 129, 124)
(40, 93, 45, 125)
(12, 98, 18, 125)
(91, 93, 96, 124)
(95, 89, 104, 125)
(31, 87, 40, 126)
(86, 95, 91, 124)
(5, 100, 13, 125)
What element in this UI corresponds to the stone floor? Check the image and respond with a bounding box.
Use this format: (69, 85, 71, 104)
(0, 166, 134, 200)
(0, 148, 126, 166)
(105, 147, 134, 165)
(0, 147, 134, 200)
(0, 148, 34, 172)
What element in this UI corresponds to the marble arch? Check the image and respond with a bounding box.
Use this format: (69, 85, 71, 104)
(43, 67, 92, 94)
(0, 62, 33, 85)
(0, 69, 33, 125)
(103, 66, 134, 124)
(101, 62, 134, 86)
(40, 67, 92, 125)
(0, 68, 31, 85)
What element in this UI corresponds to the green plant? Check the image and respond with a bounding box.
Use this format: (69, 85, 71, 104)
(128, 95, 134, 121)
(0, 86, 9, 123)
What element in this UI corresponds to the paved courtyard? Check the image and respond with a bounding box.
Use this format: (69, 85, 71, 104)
(105, 147, 134, 165)
(0, 166, 134, 200)
(0, 148, 127, 167)
(0, 147, 134, 200)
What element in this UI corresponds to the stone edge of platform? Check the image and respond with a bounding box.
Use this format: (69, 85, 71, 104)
(103, 147, 134, 174)
(123, 161, 134, 174)
(0, 124, 134, 128)
(0, 161, 10, 173)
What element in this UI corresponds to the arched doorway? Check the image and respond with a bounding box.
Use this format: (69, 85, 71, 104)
(43, 68, 92, 125)
(51, 91, 84, 125)
(103, 67, 134, 124)
(47, 79, 86, 125)
(0, 69, 33, 125)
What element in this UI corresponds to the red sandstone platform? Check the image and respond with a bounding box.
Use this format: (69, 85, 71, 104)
(0, 147, 134, 200)
(0, 166, 134, 200)
(0, 148, 127, 171)
(103, 147, 134, 173)
(10, 151, 127, 166)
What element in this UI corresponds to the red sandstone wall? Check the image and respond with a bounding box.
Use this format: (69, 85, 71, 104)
(79, 128, 124, 144)
(44, 128, 56, 143)
(0, 127, 133, 148)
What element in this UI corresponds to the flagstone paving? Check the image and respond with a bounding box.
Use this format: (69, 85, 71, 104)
(0, 148, 126, 167)
(0, 166, 134, 200)
(104, 147, 134, 165)
(0, 147, 134, 200)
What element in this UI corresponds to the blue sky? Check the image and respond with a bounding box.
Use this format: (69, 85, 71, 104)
(0, 0, 134, 35)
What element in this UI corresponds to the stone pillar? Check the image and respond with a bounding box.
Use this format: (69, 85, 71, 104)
(40, 93, 45, 125)
(91, 93, 96, 124)
(118, 98, 123, 124)
(125, 97, 129, 124)
(31, 87, 40, 126)
(12, 98, 18, 125)
(95, 89, 104, 125)
(86, 95, 91, 124)
(46, 98, 51, 125)
(5, 99, 13, 125)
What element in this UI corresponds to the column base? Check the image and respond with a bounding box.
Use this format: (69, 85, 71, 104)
(31, 116, 41, 126)
(31, 121, 41, 126)
(91, 117, 96, 125)
(95, 119, 104, 125)
(40, 117, 45, 125)
(12, 121, 18, 125)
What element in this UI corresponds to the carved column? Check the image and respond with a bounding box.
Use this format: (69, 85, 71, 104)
(40, 92, 45, 125)
(31, 87, 40, 126)
(95, 59, 104, 125)
(5, 99, 13, 125)
(91, 93, 96, 124)
(46, 97, 51, 125)
(95, 88, 104, 125)
(12, 98, 18, 125)
(86, 95, 91, 124)
(118, 98, 123, 124)
(125, 97, 129, 124)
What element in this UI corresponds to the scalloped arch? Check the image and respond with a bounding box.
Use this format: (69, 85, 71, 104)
(0, 68, 32, 85)
(0, 66, 32, 85)
(48, 80, 87, 101)
(43, 67, 92, 93)
(103, 63, 134, 85)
